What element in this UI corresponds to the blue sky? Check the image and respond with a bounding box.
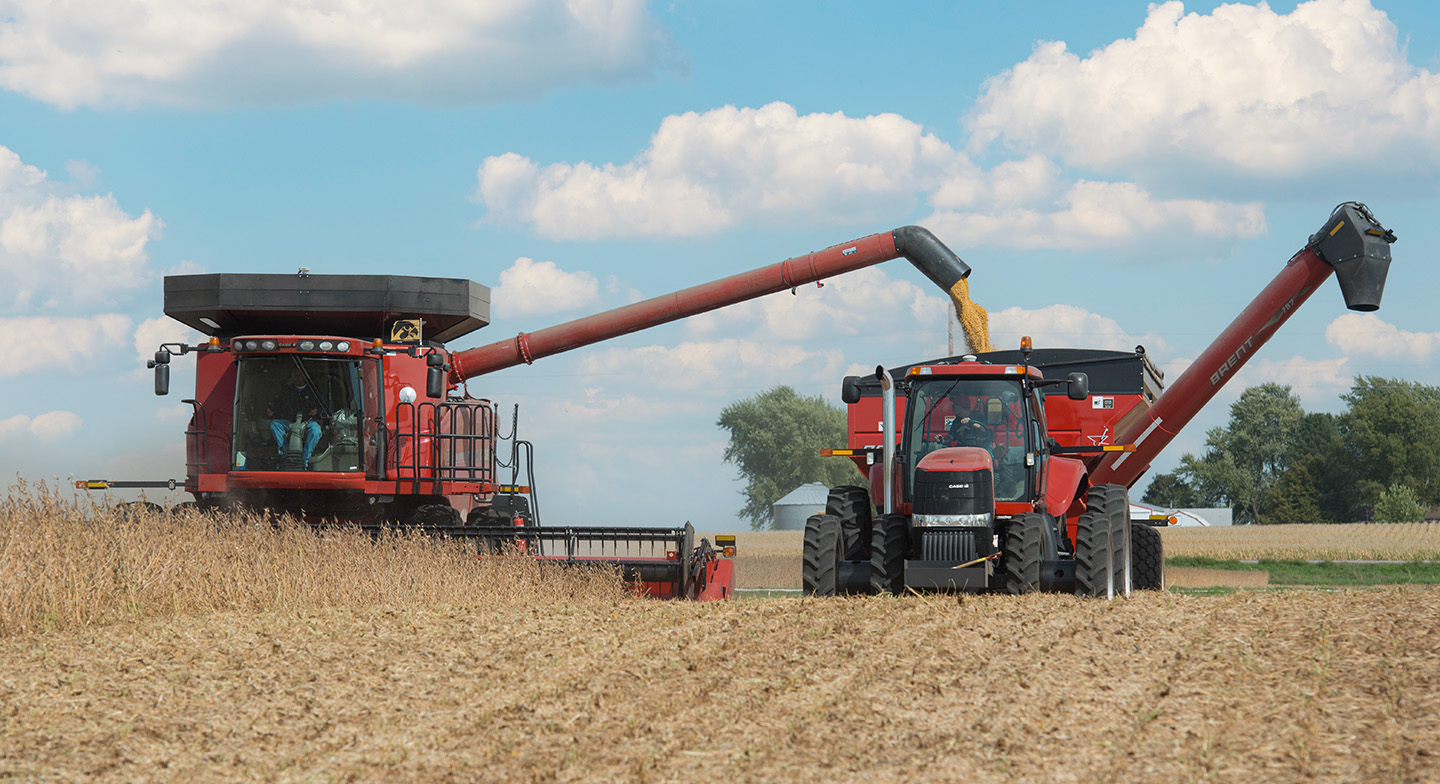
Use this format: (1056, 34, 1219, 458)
(2, 0, 1438, 529)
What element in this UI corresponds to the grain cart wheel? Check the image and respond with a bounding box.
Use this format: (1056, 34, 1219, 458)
(869, 514, 908, 595)
(827, 485, 874, 561)
(1076, 484, 1126, 599)
(1109, 488, 1133, 598)
(802, 514, 841, 597)
(1131, 523, 1165, 590)
(1003, 512, 1046, 594)
(409, 503, 462, 527)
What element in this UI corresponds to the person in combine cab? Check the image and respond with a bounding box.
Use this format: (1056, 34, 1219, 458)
(268, 364, 323, 468)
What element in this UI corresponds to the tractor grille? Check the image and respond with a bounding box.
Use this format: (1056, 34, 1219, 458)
(921, 528, 979, 562)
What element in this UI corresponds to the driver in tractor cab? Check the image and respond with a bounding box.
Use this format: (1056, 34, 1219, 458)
(268, 364, 322, 468)
(943, 399, 992, 449)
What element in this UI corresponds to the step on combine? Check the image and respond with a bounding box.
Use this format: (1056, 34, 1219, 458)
(80, 227, 973, 599)
(808, 202, 1395, 598)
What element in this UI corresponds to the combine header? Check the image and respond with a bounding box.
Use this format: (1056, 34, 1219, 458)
(810, 202, 1395, 598)
(82, 227, 971, 600)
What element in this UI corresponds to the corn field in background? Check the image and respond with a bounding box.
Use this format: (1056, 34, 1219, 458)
(0, 480, 626, 638)
(1158, 522, 1440, 561)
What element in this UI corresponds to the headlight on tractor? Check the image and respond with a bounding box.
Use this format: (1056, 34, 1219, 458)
(912, 512, 995, 528)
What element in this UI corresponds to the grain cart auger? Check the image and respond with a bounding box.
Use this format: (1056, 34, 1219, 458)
(78, 227, 972, 600)
(810, 202, 1395, 599)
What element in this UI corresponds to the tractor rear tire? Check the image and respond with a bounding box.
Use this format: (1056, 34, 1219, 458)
(1076, 484, 1127, 598)
(869, 514, 908, 595)
(802, 514, 841, 597)
(1110, 488, 1133, 598)
(1131, 523, 1165, 590)
(1003, 512, 1045, 594)
(827, 485, 874, 561)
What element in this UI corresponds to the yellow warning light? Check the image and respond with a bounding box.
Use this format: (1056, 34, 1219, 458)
(208, 336, 219, 347)
(1020, 336, 1032, 351)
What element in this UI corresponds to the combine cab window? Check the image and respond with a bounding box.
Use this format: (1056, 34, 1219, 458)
(905, 378, 1030, 502)
(232, 356, 368, 472)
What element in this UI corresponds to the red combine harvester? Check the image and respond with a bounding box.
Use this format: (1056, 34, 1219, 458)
(80, 227, 974, 600)
(808, 202, 1395, 597)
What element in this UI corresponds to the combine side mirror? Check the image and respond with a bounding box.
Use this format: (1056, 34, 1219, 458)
(841, 375, 862, 405)
(427, 366, 445, 399)
(148, 349, 170, 396)
(1067, 372, 1089, 400)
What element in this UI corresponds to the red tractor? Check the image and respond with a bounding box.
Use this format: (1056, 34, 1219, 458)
(81, 226, 973, 600)
(806, 202, 1395, 597)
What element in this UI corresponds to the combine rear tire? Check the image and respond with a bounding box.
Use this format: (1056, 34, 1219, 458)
(802, 514, 841, 597)
(1003, 512, 1045, 594)
(1131, 523, 1165, 590)
(869, 514, 908, 595)
(827, 485, 874, 561)
(1076, 484, 1127, 598)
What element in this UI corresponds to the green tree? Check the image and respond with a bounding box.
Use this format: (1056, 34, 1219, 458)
(1176, 383, 1305, 524)
(1269, 412, 1351, 524)
(1374, 482, 1427, 523)
(1141, 471, 1197, 509)
(717, 386, 861, 529)
(1339, 377, 1440, 508)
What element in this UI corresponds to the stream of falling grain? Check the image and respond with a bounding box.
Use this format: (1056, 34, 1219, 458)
(949, 277, 991, 354)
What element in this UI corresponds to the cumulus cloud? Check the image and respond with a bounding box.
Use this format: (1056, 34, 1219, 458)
(0, 314, 132, 376)
(968, 0, 1440, 183)
(0, 146, 160, 310)
(988, 304, 1168, 355)
(1326, 312, 1438, 360)
(477, 102, 968, 239)
(492, 257, 600, 318)
(0, 0, 681, 109)
(0, 410, 81, 441)
(478, 102, 1266, 248)
(133, 316, 202, 363)
(578, 339, 845, 391)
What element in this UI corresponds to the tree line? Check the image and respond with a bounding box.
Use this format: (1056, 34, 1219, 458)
(1144, 377, 1440, 524)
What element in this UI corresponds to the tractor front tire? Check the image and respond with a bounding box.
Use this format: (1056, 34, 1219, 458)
(1131, 523, 1165, 590)
(1076, 484, 1127, 599)
(827, 485, 874, 561)
(1003, 512, 1045, 594)
(869, 514, 908, 595)
(802, 514, 841, 597)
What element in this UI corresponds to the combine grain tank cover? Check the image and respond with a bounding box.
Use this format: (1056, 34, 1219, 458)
(164, 273, 490, 344)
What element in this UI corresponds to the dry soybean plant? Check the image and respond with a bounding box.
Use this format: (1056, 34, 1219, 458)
(0, 480, 627, 637)
(1161, 522, 1440, 562)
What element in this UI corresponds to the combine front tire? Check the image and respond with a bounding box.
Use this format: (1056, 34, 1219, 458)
(1131, 523, 1165, 590)
(1003, 512, 1045, 594)
(409, 503, 462, 527)
(869, 514, 908, 595)
(802, 514, 841, 597)
(827, 485, 874, 561)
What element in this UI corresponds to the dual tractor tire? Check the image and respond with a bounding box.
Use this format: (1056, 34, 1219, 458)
(826, 485, 874, 562)
(802, 514, 842, 597)
(1002, 512, 1047, 594)
(1075, 483, 1131, 599)
(868, 514, 908, 595)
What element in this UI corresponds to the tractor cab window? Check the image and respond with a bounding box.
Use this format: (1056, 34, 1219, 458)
(905, 377, 1029, 502)
(232, 355, 366, 472)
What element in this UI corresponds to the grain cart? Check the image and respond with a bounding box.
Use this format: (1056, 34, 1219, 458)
(80, 227, 973, 599)
(808, 202, 1395, 597)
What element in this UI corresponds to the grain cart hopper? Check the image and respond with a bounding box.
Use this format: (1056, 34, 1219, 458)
(808, 202, 1395, 598)
(80, 227, 973, 599)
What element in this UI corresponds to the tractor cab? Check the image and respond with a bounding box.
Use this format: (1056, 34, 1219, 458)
(902, 371, 1038, 511)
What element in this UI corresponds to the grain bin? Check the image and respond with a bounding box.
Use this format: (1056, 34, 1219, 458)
(772, 483, 831, 531)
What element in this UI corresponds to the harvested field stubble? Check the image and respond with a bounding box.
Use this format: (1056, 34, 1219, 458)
(2, 589, 1437, 782)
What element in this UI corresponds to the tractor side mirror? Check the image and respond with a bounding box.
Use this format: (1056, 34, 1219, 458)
(1066, 372, 1089, 400)
(427, 366, 445, 399)
(148, 349, 170, 396)
(841, 375, 862, 405)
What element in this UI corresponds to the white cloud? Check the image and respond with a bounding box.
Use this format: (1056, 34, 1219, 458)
(968, 0, 1440, 182)
(477, 102, 967, 239)
(988, 304, 1168, 355)
(133, 316, 202, 363)
(1232, 355, 1353, 406)
(578, 339, 845, 391)
(478, 102, 1266, 248)
(0, 314, 132, 376)
(0, 410, 81, 441)
(492, 257, 600, 318)
(0, 146, 160, 310)
(1326, 312, 1438, 360)
(0, 0, 680, 109)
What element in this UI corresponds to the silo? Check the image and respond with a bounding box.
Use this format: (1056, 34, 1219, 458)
(771, 482, 831, 531)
